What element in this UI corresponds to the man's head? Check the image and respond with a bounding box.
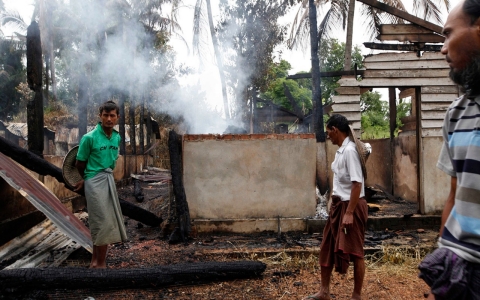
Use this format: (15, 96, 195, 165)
(98, 100, 119, 130)
(442, 0, 480, 95)
(326, 114, 349, 146)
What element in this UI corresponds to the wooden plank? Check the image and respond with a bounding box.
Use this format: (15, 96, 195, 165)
(379, 24, 435, 35)
(421, 94, 457, 103)
(335, 86, 361, 95)
(338, 77, 455, 87)
(356, 0, 443, 34)
(421, 102, 450, 111)
(399, 88, 415, 99)
(331, 95, 361, 103)
(365, 60, 449, 70)
(364, 42, 442, 52)
(333, 111, 361, 121)
(332, 103, 361, 112)
(421, 119, 444, 128)
(350, 121, 361, 130)
(286, 70, 364, 80)
(364, 69, 449, 78)
(365, 52, 444, 63)
(360, 88, 372, 94)
(422, 110, 447, 119)
(421, 86, 459, 94)
(421, 128, 443, 137)
(377, 34, 444, 43)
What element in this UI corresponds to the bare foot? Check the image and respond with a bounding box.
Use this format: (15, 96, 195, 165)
(351, 292, 362, 300)
(89, 263, 106, 269)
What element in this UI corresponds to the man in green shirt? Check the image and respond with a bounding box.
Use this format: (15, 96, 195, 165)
(74, 100, 127, 268)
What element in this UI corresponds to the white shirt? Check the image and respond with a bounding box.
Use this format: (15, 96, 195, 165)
(331, 136, 365, 201)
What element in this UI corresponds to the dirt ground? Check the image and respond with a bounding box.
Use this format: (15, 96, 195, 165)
(35, 181, 436, 299)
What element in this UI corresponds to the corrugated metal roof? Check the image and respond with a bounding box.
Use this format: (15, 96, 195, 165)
(0, 152, 92, 253)
(6, 123, 28, 139)
(0, 216, 85, 269)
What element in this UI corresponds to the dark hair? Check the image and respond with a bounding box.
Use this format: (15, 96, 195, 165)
(99, 100, 119, 115)
(464, 0, 480, 24)
(326, 114, 350, 134)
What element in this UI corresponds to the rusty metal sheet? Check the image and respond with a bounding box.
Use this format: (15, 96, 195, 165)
(0, 152, 92, 253)
(0, 215, 85, 269)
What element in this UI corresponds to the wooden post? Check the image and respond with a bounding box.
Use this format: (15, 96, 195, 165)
(415, 87, 424, 214)
(389, 87, 397, 139)
(389, 87, 397, 197)
(26, 21, 44, 157)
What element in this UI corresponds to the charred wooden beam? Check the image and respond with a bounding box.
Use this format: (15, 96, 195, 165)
(286, 69, 364, 80)
(0, 261, 266, 294)
(26, 21, 44, 157)
(0, 136, 161, 227)
(379, 24, 434, 35)
(363, 42, 442, 52)
(357, 0, 443, 34)
(377, 33, 444, 43)
(168, 130, 191, 243)
(133, 179, 144, 203)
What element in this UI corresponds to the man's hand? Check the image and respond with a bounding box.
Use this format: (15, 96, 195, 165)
(342, 211, 354, 233)
(73, 180, 85, 192)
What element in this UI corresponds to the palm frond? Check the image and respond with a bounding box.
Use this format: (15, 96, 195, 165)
(0, 10, 27, 34)
(412, 0, 445, 25)
(360, 4, 382, 41)
(379, 0, 406, 25)
(286, 2, 310, 49)
(317, 8, 333, 44)
(286, 0, 309, 49)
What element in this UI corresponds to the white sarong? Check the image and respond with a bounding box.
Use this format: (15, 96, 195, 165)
(84, 169, 127, 245)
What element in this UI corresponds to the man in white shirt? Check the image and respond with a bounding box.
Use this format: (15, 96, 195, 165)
(305, 114, 368, 300)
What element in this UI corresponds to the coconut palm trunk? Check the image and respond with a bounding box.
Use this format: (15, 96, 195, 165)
(309, 0, 325, 142)
(206, 0, 230, 120)
(343, 0, 356, 70)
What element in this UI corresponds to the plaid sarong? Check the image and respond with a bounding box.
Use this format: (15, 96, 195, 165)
(419, 247, 480, 300)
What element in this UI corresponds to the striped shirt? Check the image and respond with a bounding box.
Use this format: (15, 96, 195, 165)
(437, 94, 480, 263)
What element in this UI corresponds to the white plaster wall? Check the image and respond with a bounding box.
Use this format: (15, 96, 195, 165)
(183, 136, 317, 219)
(422, 137, 450, 214)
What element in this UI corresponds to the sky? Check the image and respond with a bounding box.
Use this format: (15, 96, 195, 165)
(2, 0, 461, 132)
(4, 0, 459, 72)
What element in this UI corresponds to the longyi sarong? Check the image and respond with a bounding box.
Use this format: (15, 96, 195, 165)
(85, 169, 127, 246)
(419, 247, 480, 300)
(319, 195, 368, 274)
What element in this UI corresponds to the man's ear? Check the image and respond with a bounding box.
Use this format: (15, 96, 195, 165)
(474, 18, 480, 35)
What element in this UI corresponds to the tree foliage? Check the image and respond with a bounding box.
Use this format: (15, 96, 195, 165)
(0, 38, 25, 120)
(360, 90, 411, 139)
(319, 38, 363, 104)
(261, 59, 312, 114)
(217, 0, 288, 119)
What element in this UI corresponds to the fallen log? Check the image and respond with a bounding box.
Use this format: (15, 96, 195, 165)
(0, 261, 266, 294)
(0, 136, 162, 227)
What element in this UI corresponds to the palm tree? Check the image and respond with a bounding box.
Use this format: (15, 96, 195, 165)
(287, 0, 448, 70)
(193, 0, 230, 120)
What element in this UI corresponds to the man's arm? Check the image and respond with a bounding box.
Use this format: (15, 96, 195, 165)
(73, 160, 86, 192)
(440, 177, 456, 236)
(342, 181, 362, 232)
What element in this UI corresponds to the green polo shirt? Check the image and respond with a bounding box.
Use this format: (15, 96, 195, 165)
(76, 123, 121, 180)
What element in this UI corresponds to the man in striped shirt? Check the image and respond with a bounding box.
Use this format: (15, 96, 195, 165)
(419, 0, 480, 298)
